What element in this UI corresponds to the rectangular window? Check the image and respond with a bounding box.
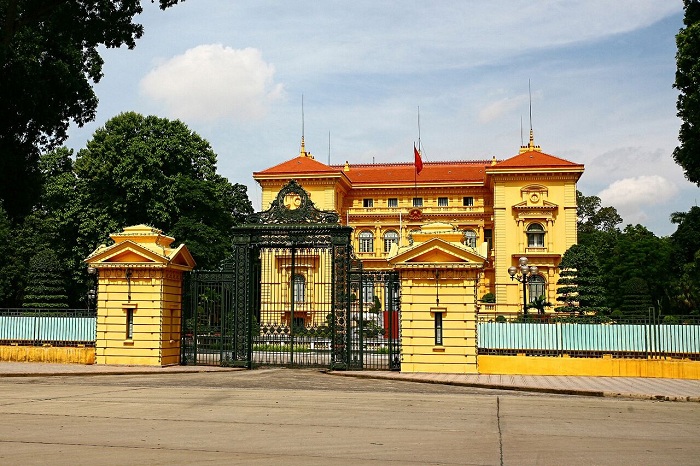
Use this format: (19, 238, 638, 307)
(435, 312, 443, 346)
(362, 280, 375, 304)
(413, 197, 423, 207)
(484, 229, 493, 252)
(126, 309, 134, 339)
(438, 197, 449, 207)
(388, 198, 398, 208)
(463, 196, 474, 207)
(363, 198, 374, 208)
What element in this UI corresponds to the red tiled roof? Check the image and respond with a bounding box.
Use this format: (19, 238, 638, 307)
(333, 161, 489, 184)
(490, 150, 583, 169)
(254, 156, 340, 176)
(254, 150, 584, 185)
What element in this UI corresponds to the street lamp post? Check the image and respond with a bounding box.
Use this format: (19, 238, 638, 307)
(508, 256, 538, 316)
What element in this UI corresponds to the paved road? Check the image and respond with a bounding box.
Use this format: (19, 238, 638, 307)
(0, 368, 698, 465)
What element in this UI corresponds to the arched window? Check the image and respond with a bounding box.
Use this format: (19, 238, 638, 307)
(359, 230, 374, 253)
(292, 274, 305, 303)
(527, 223, 545, 248)
(464, 229, 477, 248)
(383, 230, 399, 253)
(528, 274, 546, 302)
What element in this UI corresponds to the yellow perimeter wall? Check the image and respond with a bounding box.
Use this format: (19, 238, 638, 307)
(0, 345, 95, 364)
(479, 355, 700, 380)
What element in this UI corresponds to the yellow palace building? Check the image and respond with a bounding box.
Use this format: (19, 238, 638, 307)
(253, 133, 583, 373)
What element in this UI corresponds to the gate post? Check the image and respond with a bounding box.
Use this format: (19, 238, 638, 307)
(232, 232, 254, 368)
(330, 231, 352, 370)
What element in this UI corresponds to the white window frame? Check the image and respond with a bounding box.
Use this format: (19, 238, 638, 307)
(359, 230, 374, 253)
(464, 230, 477, 248)
(383, 230, 399, 253)
(527, 223, 545, 248)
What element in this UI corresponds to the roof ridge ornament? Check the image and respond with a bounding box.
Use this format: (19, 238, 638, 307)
(519, 129, 542, 154)
(299, 136, 314, 159)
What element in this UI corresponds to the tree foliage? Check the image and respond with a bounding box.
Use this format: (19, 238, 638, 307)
(0, 112, 252, 307)
(0, 0, 182, 218)
(22, 249, 68, 309)
(556, 244, 609, 315)
(526, 294, 552, 315)
(576, 190, 622, 235)
(74, 112, 253, 270)
(674, 0, 700, 185)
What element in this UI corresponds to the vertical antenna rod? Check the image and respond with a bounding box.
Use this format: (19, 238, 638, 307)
(417, 105, 421, 153)
(302, 94, 305, 138)
(528, 79, 533, 131)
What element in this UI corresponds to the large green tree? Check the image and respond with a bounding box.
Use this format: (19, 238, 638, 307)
(668, 207, 700, 313)
(22, 248, 68, 309)
(603, 225, 673, 314)
(674, 0, 700, 185)
(0, 0, 181, 218)
(73, 112, 253, 271)
(556, 244, 609, 315)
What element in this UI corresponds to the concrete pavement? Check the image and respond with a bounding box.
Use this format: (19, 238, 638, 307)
(1, 368, 699, 465)
(1, 361, 699, 401)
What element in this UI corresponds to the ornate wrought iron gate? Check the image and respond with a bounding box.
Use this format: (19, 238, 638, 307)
(181, 180, 401, 370)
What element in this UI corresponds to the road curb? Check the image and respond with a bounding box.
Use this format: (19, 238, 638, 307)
(0, 367, 243, 377)
(326, 371, 700, 402)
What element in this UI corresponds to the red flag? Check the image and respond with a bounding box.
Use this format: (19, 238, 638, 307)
(414, 144, 423, 174)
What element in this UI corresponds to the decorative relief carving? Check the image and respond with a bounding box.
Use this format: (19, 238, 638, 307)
(246, 180, 340, 225)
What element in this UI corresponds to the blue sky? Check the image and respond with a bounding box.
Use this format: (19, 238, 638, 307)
(66, 1, 698, 236)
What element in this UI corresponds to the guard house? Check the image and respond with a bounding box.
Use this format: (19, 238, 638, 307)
(85, 225, 195, 366)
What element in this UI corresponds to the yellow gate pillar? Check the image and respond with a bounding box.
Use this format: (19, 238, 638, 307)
(85, 225, 195, 366)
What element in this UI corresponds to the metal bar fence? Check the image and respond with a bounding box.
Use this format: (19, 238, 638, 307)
(477, 314, 700, 360)
(0, 308, 97, 347)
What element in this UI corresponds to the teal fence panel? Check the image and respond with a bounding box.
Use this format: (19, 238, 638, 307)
(478, 321, 700, 358)
(0, 310, 96, 346)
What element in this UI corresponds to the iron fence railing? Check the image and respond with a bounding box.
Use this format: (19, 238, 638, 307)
(477, 314, 700, 360)
(0, 308, 97, 347)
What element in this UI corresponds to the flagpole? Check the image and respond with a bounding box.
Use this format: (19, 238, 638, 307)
(416, 105, 421, 199)
(414, 142, 418, 199)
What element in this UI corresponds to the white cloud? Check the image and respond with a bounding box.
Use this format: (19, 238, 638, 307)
(139, 44, 285, 123)
(478, 94, 529, 124)
(598, 175, 678, 207)
(597, 175, 679, 227)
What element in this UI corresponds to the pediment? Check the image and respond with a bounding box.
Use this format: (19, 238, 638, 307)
(512, 199, 558, 210)
(169, 244, 197, 269)
(389, 237, 485, 267)
(86, 240, 169, 266)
